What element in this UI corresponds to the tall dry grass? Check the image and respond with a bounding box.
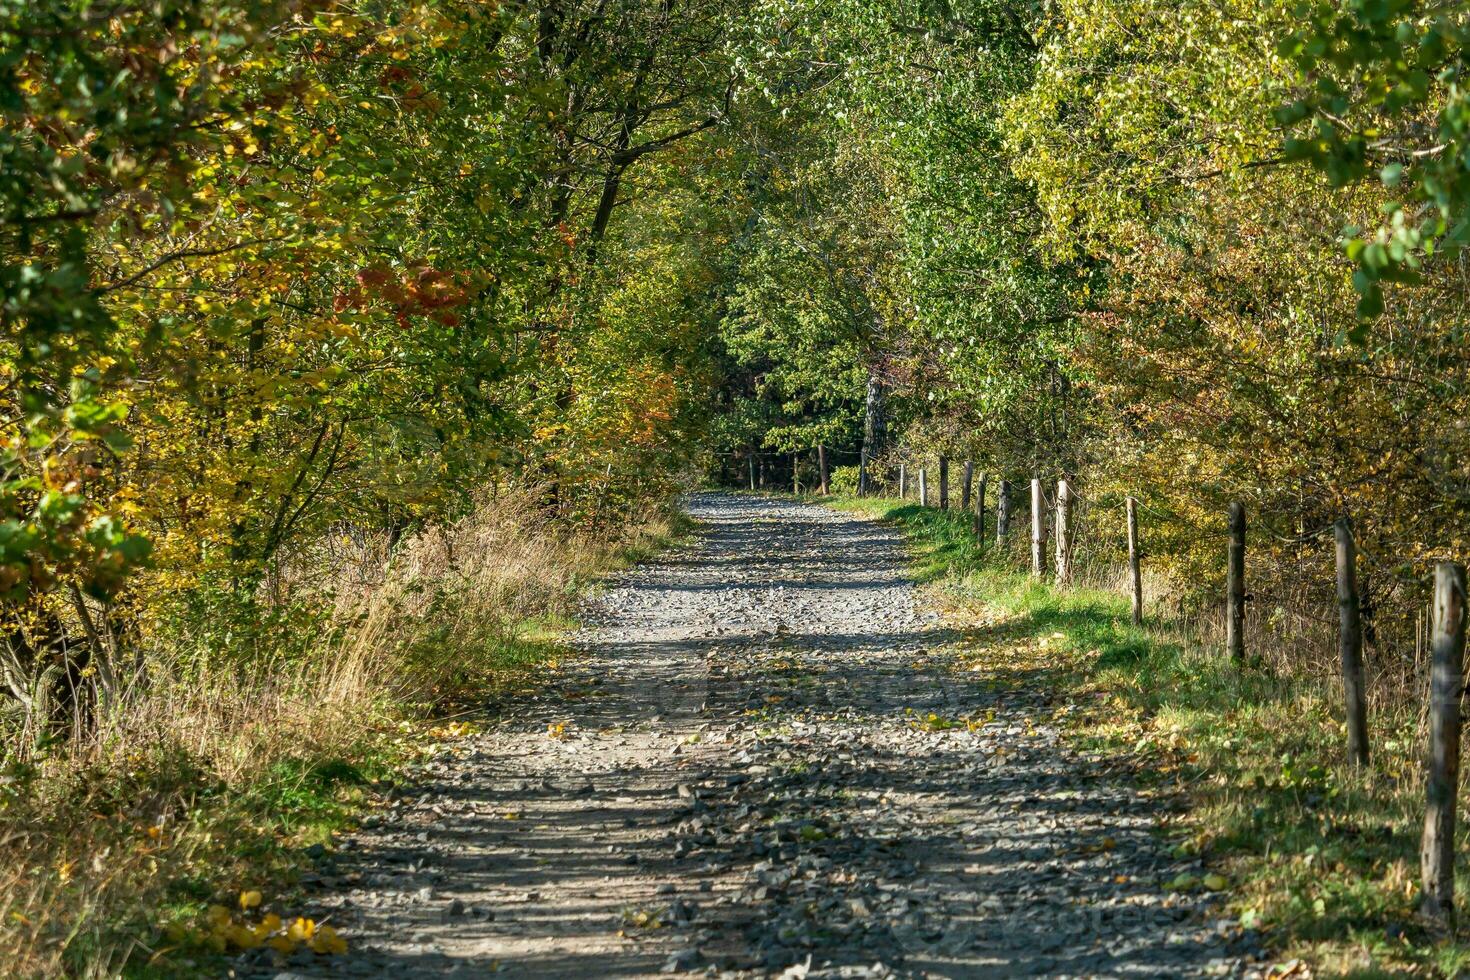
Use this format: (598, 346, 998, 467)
(0, 490, 683, 978)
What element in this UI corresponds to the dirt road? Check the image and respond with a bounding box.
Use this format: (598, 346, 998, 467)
(243, 493, 1255, 979)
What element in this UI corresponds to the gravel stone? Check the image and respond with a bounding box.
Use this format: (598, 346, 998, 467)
(241, 493, 1262, 978)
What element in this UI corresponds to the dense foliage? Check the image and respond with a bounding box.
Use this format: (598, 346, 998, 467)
(9, 0, 1470, 967)
(711, 0, 1470, 673)
(2, 0, 740, 721)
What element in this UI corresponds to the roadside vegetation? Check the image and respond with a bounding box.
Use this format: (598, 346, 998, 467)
(9, 1, 1470, 976)
(833, 495, 1466, 978)
(1, 492, 684, 977)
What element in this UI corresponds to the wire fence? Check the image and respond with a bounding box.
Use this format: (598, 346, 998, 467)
(708, 445, 1447, 703)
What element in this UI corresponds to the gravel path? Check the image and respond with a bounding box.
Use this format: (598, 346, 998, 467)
(244, 493, 1260, 979)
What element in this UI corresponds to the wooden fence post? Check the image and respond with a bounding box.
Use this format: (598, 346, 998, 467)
(975, 473, 988, 545)
(938, 456, 949, 511)
(996, 480, 1011, 546)
(1334, 517, 1368, 768)
(858, 451, 868, 497)
(1054, 478, 1074, 587)
(961, 461, 974, 511)
(1126, 496, 1143, 626)
(1226, 501, 1246, 663)
(1421, 561, 1466, 924)
(919, 468, 928, 507)
(792, 451, 799, 494)
(899, 464, 907, 500)
(1031, 478, 1046, 578)
(818, 446, 829, 495)
(748, 452, 756, 491)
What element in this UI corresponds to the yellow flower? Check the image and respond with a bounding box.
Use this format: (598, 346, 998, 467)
(205, 905, 232, 929)
(287, 916, 315, 942)
(239, 889, 263, 910)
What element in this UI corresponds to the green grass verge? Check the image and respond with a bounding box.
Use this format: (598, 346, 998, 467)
(828, 494, 1468, 979)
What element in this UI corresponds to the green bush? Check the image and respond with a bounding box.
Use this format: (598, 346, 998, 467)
(829, 465, 860, 495)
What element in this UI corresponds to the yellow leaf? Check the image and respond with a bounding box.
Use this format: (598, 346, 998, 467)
(309, 924, 348, 955)
(227, 924, 262, 950)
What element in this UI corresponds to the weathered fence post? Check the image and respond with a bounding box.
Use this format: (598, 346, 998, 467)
(938, 456, 949, 511)
(1334, 517, 1368, 768)
(1421, 561, 1466, 924)
(857, 451, 868, 497)
(996, 480, 1011, 546)
(1031, 478, 1046, 578)
(1054, 478, 1074, 587)
(961, 461, 974, 511)
(1226, 502, 1246, 662)
(818, 445, 829, 496)
(919, 468, 928, 507)
(748, 452, 756, 491)
(792, 451, 799, 494)
(759, 457, 768, 489)
(899, 464, 907, 499)
(1126, 496, 1143, 626)
(975, 473, 988, 545)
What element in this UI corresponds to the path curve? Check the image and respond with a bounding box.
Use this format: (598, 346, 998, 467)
(244, 493, 1256, 979)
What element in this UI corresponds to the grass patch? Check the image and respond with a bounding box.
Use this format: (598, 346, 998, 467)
(830, 494, 1468, 979)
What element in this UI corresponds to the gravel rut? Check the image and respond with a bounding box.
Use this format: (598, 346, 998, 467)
(243, 493, 1261, 979)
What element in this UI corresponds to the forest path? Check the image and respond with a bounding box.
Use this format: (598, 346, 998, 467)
(246, 493, 1255, 979)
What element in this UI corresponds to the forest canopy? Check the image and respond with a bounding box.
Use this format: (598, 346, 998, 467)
(8, 0, 1470, 705)
(6, 0, 1470, 770)
(12, 1, 1470, 974)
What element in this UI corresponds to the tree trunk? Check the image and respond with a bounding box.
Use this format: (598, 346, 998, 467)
(1422, 562, 1466, 923)
(1226, 502, 1246, 663)
(996, 480, 1012, 545)
(1335, 517, 1369, 767)
(975, 473, 987, 545)
(1127, 496, 1143, 625)
(1031, 478, 1046, 578)
(862, 371, 886, 484)
(1054, 478, 1074, 586)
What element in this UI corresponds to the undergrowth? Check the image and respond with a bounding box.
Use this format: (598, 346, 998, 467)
(831, 495, 1467, 979)
(1, 493, 688, 979)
